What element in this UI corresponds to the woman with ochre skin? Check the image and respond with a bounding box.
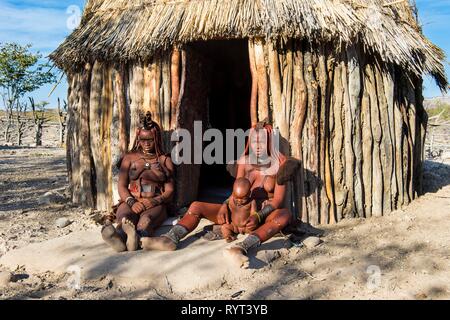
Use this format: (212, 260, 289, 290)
(101, 112, 175, 253)
(141, 122, 292, 268)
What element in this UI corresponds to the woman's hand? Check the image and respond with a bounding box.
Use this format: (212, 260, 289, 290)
(131, 202, 146, 215)
(140, 198, 155, 210)
(245, 214, 260, 231)
(217, 205, 230, 225)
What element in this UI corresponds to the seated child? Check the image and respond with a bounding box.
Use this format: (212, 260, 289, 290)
(221, 177, 258, 242)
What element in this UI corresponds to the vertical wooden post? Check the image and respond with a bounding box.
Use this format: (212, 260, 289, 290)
(69, 73, 82, 204)
(361, 64, 373, 217)
(368, 64, 383, 216)
(375, 65, 393, 214)
(161, 53, 172, 151)
(129, 62, 144, 150)
(324, 53, 336, 224)
(79, 63, 95, 207)
(170, 48, 181, 130)
(102, 66, 114, 210)
(66, 74, 75, 201)
(290, 41, 308, 221)
(161, 53, 171, 131)
(254, 38, 269, 122)
(332, 58, 347, 221)
(268, 41, 285, 137)
(317, 49, 329, 224)
(143, 63, 152, 115)
(341, 53, 355, 218)
(114, 64, 129, 156)
(89, 62, 113, 211)
(347, 46, 364, 218)
(304, 48, 320, 225)
(248, 40, 259, 126)
(149, 56, 161, 124)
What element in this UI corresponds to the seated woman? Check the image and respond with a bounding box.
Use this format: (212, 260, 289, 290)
(101, 112, 175, 252)
(141, 121, 293, 268)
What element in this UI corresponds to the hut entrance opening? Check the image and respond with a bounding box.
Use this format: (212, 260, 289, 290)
(194, 40, 252, 203)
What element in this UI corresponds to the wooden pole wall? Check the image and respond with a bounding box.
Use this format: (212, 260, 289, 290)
(65, 42, 426, 222)
(65, 51, 183, 211)
(246, 38, 425, 225)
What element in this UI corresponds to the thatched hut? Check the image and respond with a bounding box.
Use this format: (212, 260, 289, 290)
(51, 0, 447, 225)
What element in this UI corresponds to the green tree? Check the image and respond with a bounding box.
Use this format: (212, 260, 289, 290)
(0, 43, 56, 143)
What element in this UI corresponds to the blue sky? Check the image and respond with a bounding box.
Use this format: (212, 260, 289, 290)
(0, 0, 449, 108)
(416, 0, 450, 97)
(0, 0, 85, 108)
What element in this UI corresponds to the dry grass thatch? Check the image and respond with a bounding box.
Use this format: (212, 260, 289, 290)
(50, 0, 447, 89)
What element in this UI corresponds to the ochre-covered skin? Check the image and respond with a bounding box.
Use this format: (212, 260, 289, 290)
(102, 112, 175, 252)
(116, 150, 174, 236)
(141, 122, 293, 261)
(118, 124, 174, 227)
(221, 178, 257, 242)
(178, 123, 292, 243)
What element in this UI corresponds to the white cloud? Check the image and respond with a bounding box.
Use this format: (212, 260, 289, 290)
(0, 1, 79, 55)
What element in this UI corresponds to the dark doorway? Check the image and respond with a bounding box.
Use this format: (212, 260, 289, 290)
(192, 40, 252, 203)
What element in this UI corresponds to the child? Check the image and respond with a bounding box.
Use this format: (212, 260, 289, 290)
(221, 177, 258, 242)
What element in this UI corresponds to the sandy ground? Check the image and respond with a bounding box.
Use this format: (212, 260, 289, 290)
(0, 147, 99, 254)
(0, 146, 449, 300)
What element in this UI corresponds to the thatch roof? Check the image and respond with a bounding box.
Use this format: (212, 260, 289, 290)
(50, 0, 447, 89)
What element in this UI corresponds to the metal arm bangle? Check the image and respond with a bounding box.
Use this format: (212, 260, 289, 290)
(258, 204, 275, 221)
(126, 196, 137, 207)
(251, 211, 262, 223)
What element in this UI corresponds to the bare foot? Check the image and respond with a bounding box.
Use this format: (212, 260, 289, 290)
(141, 236, 177, 251)
(203, 230, 223, 241)
(122, 218, 139, 252)
(101, 224, 126, 253)
(223, 246, 250, 269)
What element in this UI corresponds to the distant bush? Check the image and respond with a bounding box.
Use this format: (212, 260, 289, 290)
(427, 102, 450, 121)
(0, 109, 60, 123)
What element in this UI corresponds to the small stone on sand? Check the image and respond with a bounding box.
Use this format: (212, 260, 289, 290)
(38, 191, 66, 205)
(302, 236, 322, 248)
(259, 250, 281, 264)
(55, 218, 72, 228)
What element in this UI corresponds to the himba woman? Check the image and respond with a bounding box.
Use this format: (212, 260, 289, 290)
(101, 112, 175, 252)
